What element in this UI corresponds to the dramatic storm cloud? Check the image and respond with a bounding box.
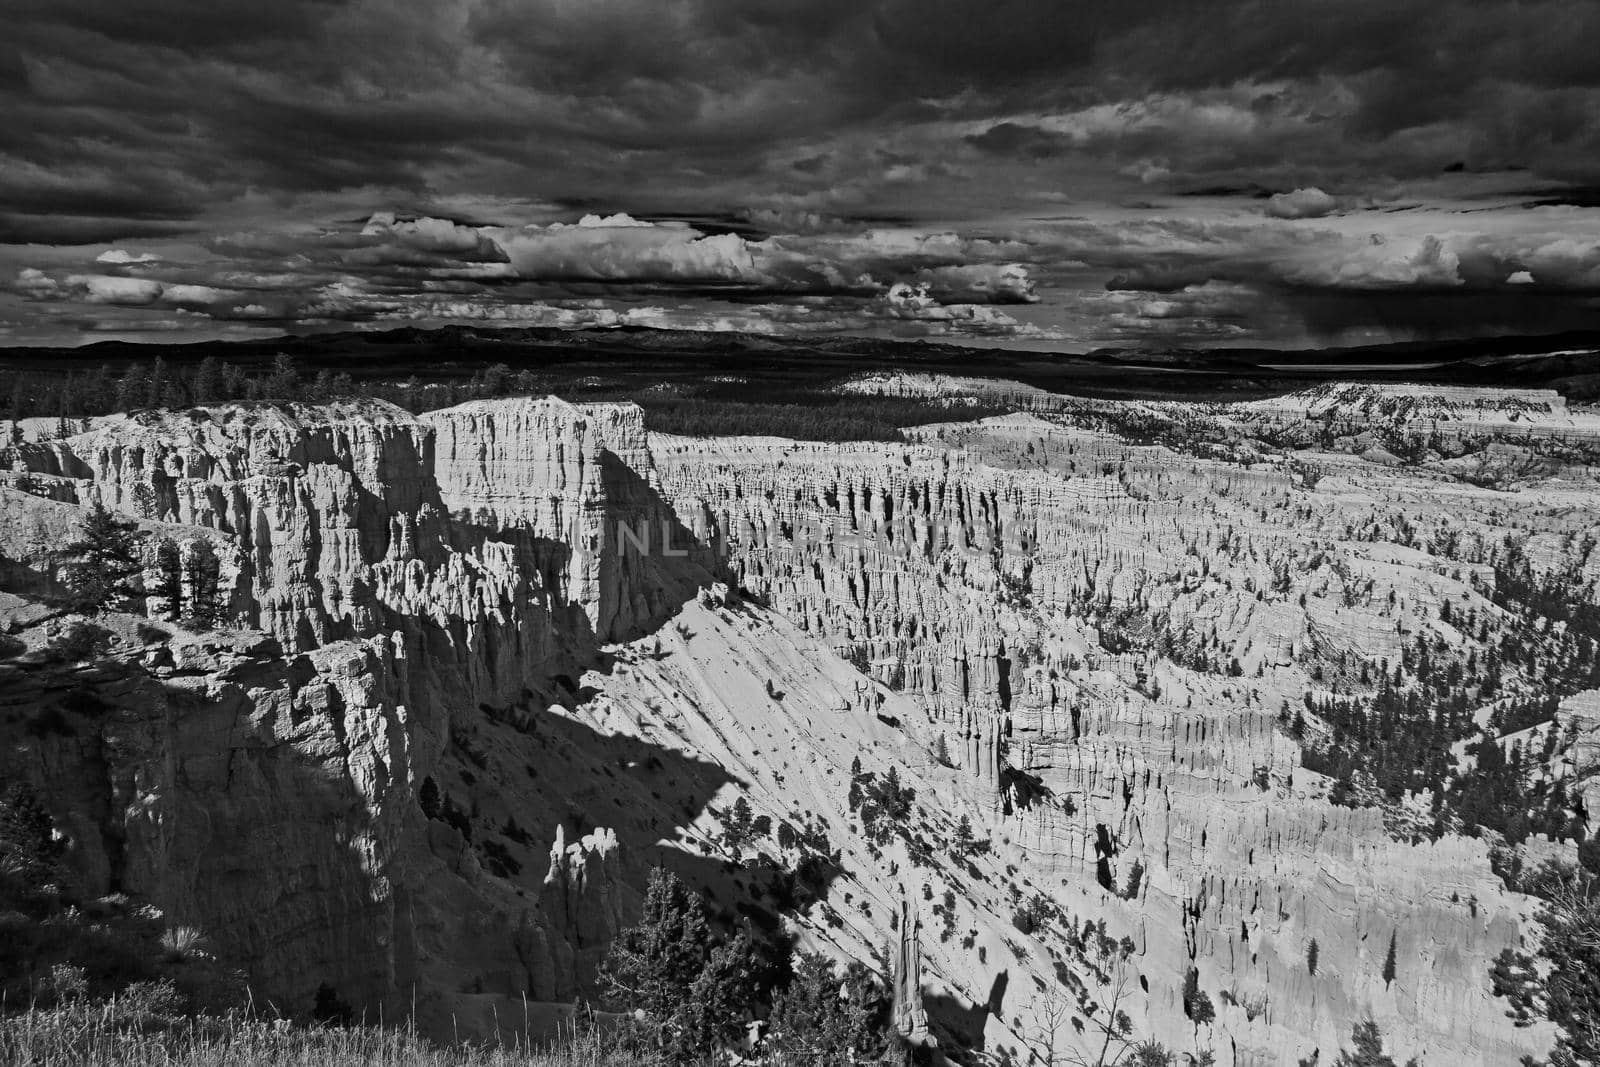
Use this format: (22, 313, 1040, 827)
(3, 0, 1599, 346)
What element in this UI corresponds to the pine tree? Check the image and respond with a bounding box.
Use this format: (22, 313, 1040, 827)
(1308, 938, 1319, 976)
(61, 502, 145, 613)
(192, 357, 222, 404)
(599, 866, 763, 1060)
(1382, 930, 1398, 986)
(265, 354, 299, 400)
(954, 814, 975, 857)
(130, 481, 157, 519)
(148, 537, 184, 621)
(724, 795, 755, 855)
(764, 952, 889, 1066)
(184, 539, 226, 629)
(601, 867, 712, 1021)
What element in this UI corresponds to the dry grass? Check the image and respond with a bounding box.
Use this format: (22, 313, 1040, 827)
(159, 926, 210, 963)
(0, 1004, 661, 1067)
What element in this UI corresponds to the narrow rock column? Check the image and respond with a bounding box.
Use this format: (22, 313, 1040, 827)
(960, 706, 1007, 809)
(893, 887, 931, 1043)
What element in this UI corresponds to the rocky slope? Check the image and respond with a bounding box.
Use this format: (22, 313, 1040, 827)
(2, 385, 1596, 1065)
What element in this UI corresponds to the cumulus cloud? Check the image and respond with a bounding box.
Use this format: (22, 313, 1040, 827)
(1266, 188, 1338, 220)
(467, 215, 1037, 301)
(158, 283, 240, 307)
(95, 249, 163, 265)
(571, 213, 655, 229)
(877, 282, 1031, 333)
(488, 217, 768, 286)
(1275, 229, 1600, 292)
(13, 268, 59, 300)
(58, 274, 166, 305)
(13, 269, 243, 310)
(361, 213, 507, 260)
(914, 263, 1039, 303)
(1298, 234, 1464, 288)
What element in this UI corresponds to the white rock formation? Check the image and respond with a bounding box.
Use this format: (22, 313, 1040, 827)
(2, 383, 1593, 1065)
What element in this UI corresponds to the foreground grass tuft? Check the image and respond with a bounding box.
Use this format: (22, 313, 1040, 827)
(0, 1005, 660, 1067)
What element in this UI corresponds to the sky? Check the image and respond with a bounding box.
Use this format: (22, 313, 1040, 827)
(3, 0, 1600, 350)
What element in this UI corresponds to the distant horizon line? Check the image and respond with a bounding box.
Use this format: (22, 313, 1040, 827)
(4, 319, 1600, 361)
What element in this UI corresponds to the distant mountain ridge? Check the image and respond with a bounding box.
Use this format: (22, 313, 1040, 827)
(4, 323, 1599, 403)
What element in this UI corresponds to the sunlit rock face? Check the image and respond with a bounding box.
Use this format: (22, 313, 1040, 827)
(2, 383, 1594, 1064)
(422, 398, 688, 645)
(649, 387, 1600, 1066)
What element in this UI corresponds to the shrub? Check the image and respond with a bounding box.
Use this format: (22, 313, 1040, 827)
(1123, 860, 1145, 900)
(1131, 1039, 1173, 1066)
(1182, 966, 1215, 1025)
(114, 978, 186, 1021)
(160, 926, 209, 963)
(313, 982, 353, 1026)
(1305, 1019, 1419, 1067)
(852, 766, 915, 847)
(47, 620, 113, 662)
(48, 964, 89, 1005)
(1012, 894, 1054, 936)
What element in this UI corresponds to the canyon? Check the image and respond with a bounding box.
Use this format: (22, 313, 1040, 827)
(2, 379, 1597, 1065)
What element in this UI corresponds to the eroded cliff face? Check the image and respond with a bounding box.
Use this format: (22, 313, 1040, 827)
(0, 604, 422, 1008)
(10, 398, 689, 694)
(0, 387, 1589, 1065)
(649, 406, 1591, 1066)
(421, 399, 694, 645)
(0, 397, 683, 1029)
